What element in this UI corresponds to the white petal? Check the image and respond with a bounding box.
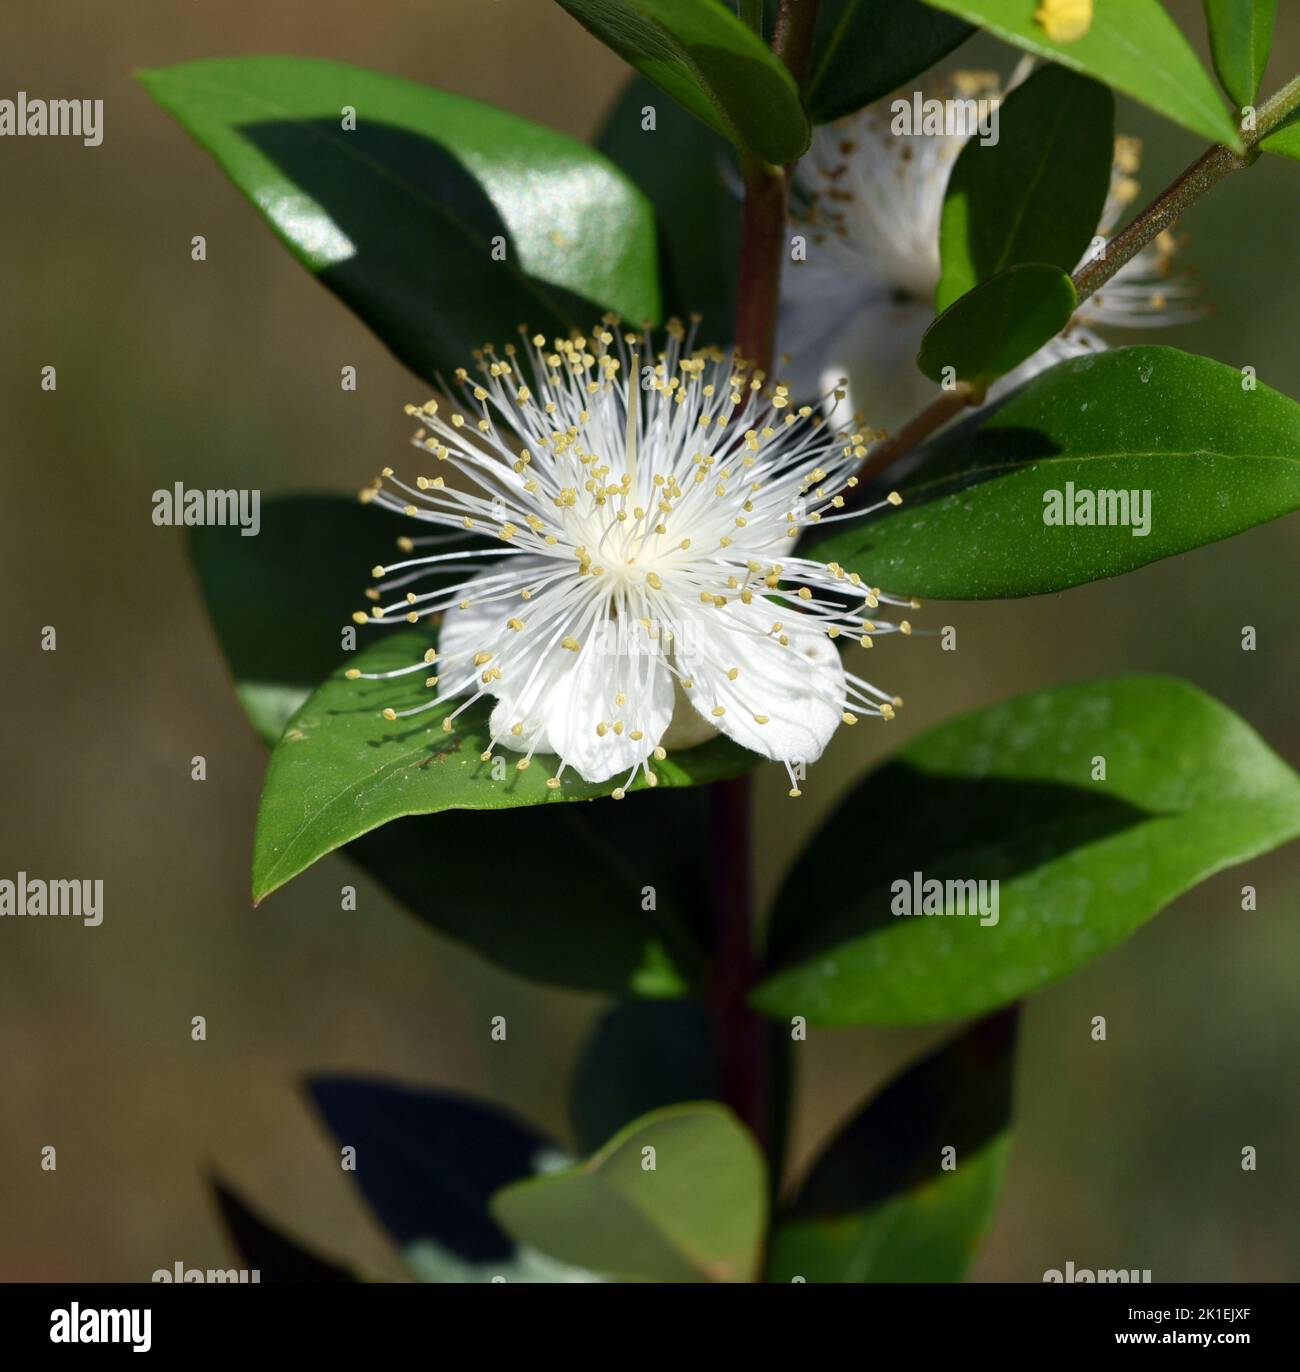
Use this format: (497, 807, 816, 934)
(675, 598, 845, 765)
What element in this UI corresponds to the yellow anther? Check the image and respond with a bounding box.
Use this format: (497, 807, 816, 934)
(562, 636, 581, 652)
(345, 669, 361, 680)
(381, 708, 398, 721)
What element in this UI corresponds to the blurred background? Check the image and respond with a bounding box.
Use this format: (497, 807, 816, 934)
(1, 0, 1296, 1281)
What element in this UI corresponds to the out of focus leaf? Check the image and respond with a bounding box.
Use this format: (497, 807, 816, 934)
(209, 1175, 355, 1282)
(1202, 0, 1276, 109)
(492, 1103, 767, 1281)
(768, 1010, 1017, 1280)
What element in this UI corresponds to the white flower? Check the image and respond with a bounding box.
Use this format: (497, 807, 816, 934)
(780, 70, 1196, 430)
(350, 319, 912, 797)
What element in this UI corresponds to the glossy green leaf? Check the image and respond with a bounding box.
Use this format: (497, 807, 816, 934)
(768, 1011, 1016, 1281)
(1203, 0, 1276, 109)
(307, 1077, 599, 1282)
(554, 0, 809, 163)
(570, 999, 719, 1153)
(921, 0, 1243, 150)
(936, 64, 1114, 311)
(813, 346, 1300, 599)
(251, 627, 756, 904)
(139, 57, 660, 386)
(190, 495, 411, 746)
(801, 0, 974, 124)
(491, 1103, 767, 1281)
(597, 74, 739, 335)
(754, 676, 1300, 1026)
(918, 263, 1077, 387)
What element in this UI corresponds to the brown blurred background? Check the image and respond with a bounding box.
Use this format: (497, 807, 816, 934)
(1, 0, 1296, 1281)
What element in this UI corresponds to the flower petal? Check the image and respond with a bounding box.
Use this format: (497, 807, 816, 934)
(674, 598, 845, 766)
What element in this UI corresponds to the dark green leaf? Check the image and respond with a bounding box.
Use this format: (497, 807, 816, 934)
(569, 999, 719, 1153)
(754, 676, 1300, 1026)
(208, 1175, 355, 1282)
(190, 495, 411, 746)
(307, 1076, 596, 1281)
(597, 74, 739, 334)
(812, 346, 1300, 599)
(768, 1010, 1016, 1281)
(1203, 0, 1276, 109)
(918, 262, 1077, 386)
(921, 0, 1243, 150)
(348, 795, 709, 997)
(139, 57, 660, 386)
(251, 628, 756, 904)
(936, 64, 1114, 311)
(491, 1103, 767, 1281)
(555, 0, 808, 163)
(802, 0, 974, 124)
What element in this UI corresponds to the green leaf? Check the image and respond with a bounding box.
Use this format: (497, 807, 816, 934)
(553, 0, 809, 163)
(811, 346, 1300, 599)
(190, 494, 709, 995)
(138, 57, 660, 386)
(347, 798, 708, 997)
(918, 263, 1077, 387)
(921, 0, 1243, 150)
(570, 1000, 719, 1154)
(753, 676, 1300, 1027)
(801, 0, 974, 124)
(251, 627, 756, 904)
(209, 1176, 355, 1282)
(307, 1077, 599, 1282)
(1203, 0, 1276, 109)
(190, 495, 411, 746)
(491, 1103, 767, 1281)
(597, 74, 739, 334)
(768, 1011, 1016, 1281)
(1258, 105, 1300, 162)
(936, 64, 1114, 311)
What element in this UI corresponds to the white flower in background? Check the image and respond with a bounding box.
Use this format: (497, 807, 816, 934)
(351, 319, 912, 797)
(779, 70, 1196, 431)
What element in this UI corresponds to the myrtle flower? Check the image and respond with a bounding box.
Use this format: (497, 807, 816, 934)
(349, 319, 912, 797)
(780, 70, 1196, 429)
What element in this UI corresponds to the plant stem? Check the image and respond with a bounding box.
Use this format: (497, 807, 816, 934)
(710, 0, 820, 1151)
(848, 73, 1300, 493)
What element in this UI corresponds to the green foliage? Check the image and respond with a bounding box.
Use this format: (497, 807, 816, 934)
(597, 74, 739, 333)
(754, 676, 1300, 1026)
(918, 262, 1078, 387)
(936, 64, 1114, 311)
(815, 346, 1300, 599)
(139, 57, 660, 387)
(491, 1103, 768, 1281)
(1203, 0, 1277, 108)
(552, 0, 809, 163)
(251, 628, 756, 905)
(768, 1012, 1016, 1281)
(921, 0, 1243, 150)
(800, 0, 974, 124)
